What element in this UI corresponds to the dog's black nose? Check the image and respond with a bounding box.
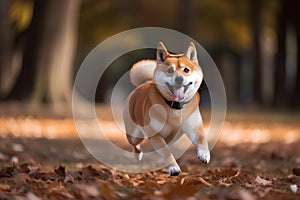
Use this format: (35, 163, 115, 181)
(175, 76, 184, 85)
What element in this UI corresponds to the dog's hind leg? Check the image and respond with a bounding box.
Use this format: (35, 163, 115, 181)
(149, 134, 181, 176)
(126, 129, 144, 161)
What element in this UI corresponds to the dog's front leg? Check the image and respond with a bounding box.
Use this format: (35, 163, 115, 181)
(185, 125, 210, 163)
(183, 111, 210, 164)
(149, 134, 181, 176)
(195, 125, 210, 163)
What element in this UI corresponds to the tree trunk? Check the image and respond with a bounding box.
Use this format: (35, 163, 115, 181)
(7, 0, 81, 114)
(274, 0, 287, 107)
(29, 0, 81, 114)
(295, 27, 300, 107)
(292, 0, 300, 107)
(0, 0, 13, 98)
(177, 0, 195, 37)
(251, 0, 262, 105)
(7, 0, 47, 100)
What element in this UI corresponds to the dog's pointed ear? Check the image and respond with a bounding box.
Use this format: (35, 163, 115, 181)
(184, 42, 198, 63)
(157, 42, 169, 62)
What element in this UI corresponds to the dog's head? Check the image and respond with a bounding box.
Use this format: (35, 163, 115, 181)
(153, 42, 203, 103)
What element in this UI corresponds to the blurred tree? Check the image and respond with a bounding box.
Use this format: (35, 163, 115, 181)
(274, 0, 300, 107)
(0, 0, 13, 97)
(251, 0, 262, 105)
(30, 0, 81, 113)
(177, 0, 195, 37)
(274, 0, 287, 106)
(1, 0, 298, 111)
(8, 0, 81, 114)
(7, 0, 43, 100)
(291, 0, 300, 107)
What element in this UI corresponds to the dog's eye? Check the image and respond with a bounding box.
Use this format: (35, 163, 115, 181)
(183, 68, 190, 73)
(167, 68, 174, 74)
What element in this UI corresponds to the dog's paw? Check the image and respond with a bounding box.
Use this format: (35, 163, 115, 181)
(134, 151, 143, 161)
(197, 149, 210, 164)
(168, 165, 181, 176)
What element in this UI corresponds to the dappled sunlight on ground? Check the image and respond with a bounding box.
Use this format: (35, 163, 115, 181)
(0, 109, 299, 145)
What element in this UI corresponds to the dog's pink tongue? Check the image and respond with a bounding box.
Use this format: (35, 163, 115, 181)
(174, 86, 184, 102)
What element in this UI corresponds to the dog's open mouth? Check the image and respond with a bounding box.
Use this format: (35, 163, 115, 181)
(165, 82, 192, 102)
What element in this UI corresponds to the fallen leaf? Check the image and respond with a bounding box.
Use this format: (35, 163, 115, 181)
(124, 174, 130, 179)
(198, 177, 212, 187)
(64, 174, 74, 183)
(54, 165, 65, 177)
(27, 192, 42, 200)
(0, 152, 8, 160)
(98, 168, 112, 180)
(47, 183, 64, 195)
(0, 166, 16, 178)
(180, 176, 199, 186)
(76, 184, 99, 197)
(292, 168, 300, 176)
(35, 172, 60, 181)
(13, 173, 29, 184)
(0, 183, 10, 191)
(20, 163, 30, 173)
(12, 143, 24, 152)
(209, 168, 239, 179)
(154, 190, 163, 196)
(28, 167, 40, 176)
(82, 165, 98, 178)
(180, 177, 185, 185)
(237, 189, 256, 200)
(218, 180, 232, 187)
(97, 180, 117, 200)
(138, 180, 159, 188)
(180, 175, 211, 187)
(164, 185, 201, 199)
(157, 179, 167, 185)
(255, 176, 272, 186)
(115, 191, 128, 198)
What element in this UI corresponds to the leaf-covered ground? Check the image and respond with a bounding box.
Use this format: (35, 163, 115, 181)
(0, 110, 300, 199)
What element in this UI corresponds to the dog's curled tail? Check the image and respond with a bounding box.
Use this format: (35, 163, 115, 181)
(130, 60, 157, 86)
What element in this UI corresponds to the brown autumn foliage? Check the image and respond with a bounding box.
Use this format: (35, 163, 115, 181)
(0, 112, 299, 199)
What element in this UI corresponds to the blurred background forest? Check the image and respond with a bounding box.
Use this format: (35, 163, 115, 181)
(1, 1, 300, 198)
(0, 0, 300, 115)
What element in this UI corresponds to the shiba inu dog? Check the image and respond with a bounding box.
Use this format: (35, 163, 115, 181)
(123, 42, 210, 176)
